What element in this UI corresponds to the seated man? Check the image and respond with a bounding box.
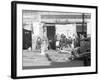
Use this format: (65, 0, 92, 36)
(36, 37, 42, 50)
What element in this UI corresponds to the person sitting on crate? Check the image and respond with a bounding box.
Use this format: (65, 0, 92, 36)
(59, 34, 67, 50)
(36, 37, 42, 50)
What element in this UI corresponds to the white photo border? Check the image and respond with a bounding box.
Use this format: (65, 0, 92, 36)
(11, 1, 98, 79)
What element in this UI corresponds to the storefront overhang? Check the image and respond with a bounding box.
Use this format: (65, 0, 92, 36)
(41, 18, 90, 24)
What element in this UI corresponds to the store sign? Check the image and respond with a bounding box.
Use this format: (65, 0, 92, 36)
(41, 18, 89, 23)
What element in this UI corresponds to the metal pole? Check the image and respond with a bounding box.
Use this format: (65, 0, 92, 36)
(82, 13, 85, 33)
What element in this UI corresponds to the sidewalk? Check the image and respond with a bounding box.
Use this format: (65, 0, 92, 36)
(23, 50, 51, 67)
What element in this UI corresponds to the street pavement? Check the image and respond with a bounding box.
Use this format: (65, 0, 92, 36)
(23, 50, 51, 67)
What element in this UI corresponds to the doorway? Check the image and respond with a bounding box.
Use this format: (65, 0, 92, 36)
(23, 29, 32, 50)
(47, 25, 56, 50)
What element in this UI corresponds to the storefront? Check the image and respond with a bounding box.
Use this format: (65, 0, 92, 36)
(22, 10, 91, 52)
